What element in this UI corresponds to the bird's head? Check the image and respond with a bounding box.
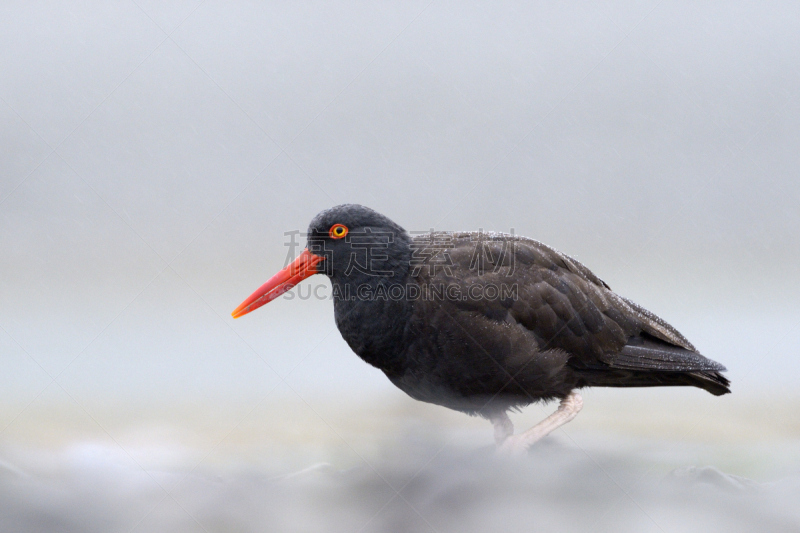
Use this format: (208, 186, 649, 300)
(232, 204, 410, 318)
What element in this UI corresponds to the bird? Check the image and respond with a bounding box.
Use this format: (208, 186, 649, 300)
(232, 204, 730, 455)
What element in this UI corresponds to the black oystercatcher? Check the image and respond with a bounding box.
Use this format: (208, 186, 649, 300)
(233, 205, 730, 454)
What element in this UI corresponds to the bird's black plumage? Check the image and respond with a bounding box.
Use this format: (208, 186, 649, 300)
(300, 204, 730, 419)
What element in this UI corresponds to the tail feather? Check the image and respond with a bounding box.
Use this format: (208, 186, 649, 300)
(581, 333, 732, 396)
(687, 370, 731, 396)
(576, 368, 731, 396)
(608, 333, 727, 373)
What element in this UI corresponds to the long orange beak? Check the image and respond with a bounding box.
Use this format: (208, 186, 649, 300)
(232, 248, 324, 319)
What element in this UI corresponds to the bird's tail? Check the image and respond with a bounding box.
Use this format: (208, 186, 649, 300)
(683, 370, 730, 396)
(577, 333, 731, 395)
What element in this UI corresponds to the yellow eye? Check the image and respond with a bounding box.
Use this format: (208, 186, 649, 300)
(329, 223, 348, 239)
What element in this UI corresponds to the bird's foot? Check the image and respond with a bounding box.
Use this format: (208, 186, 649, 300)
(496, 391, 584, 457)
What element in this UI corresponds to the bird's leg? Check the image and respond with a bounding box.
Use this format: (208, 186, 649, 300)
(497, 391, 583, 456)
(489, 411, 515, 446)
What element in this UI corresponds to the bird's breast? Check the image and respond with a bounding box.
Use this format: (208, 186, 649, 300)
(332, 287, 415, 373)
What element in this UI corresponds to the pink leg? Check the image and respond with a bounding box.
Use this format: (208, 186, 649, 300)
(496, 391, 583, 456)
(489, 411, 514, 446)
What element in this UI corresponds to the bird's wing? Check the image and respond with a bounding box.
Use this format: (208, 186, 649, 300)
(411, 232, 711, 371)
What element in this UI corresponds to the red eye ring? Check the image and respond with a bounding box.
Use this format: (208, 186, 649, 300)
(329, 223, 348, 239)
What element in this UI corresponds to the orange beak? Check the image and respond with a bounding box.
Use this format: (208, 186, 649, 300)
(231, 248, 324, 319)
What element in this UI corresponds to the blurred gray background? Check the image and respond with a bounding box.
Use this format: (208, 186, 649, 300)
(1, 2, 799, 532)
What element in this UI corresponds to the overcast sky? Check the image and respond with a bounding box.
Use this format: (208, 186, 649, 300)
(1, 1, 799, 416)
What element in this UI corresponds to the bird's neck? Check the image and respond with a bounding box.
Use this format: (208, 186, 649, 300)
(330, 244, 414, 372)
